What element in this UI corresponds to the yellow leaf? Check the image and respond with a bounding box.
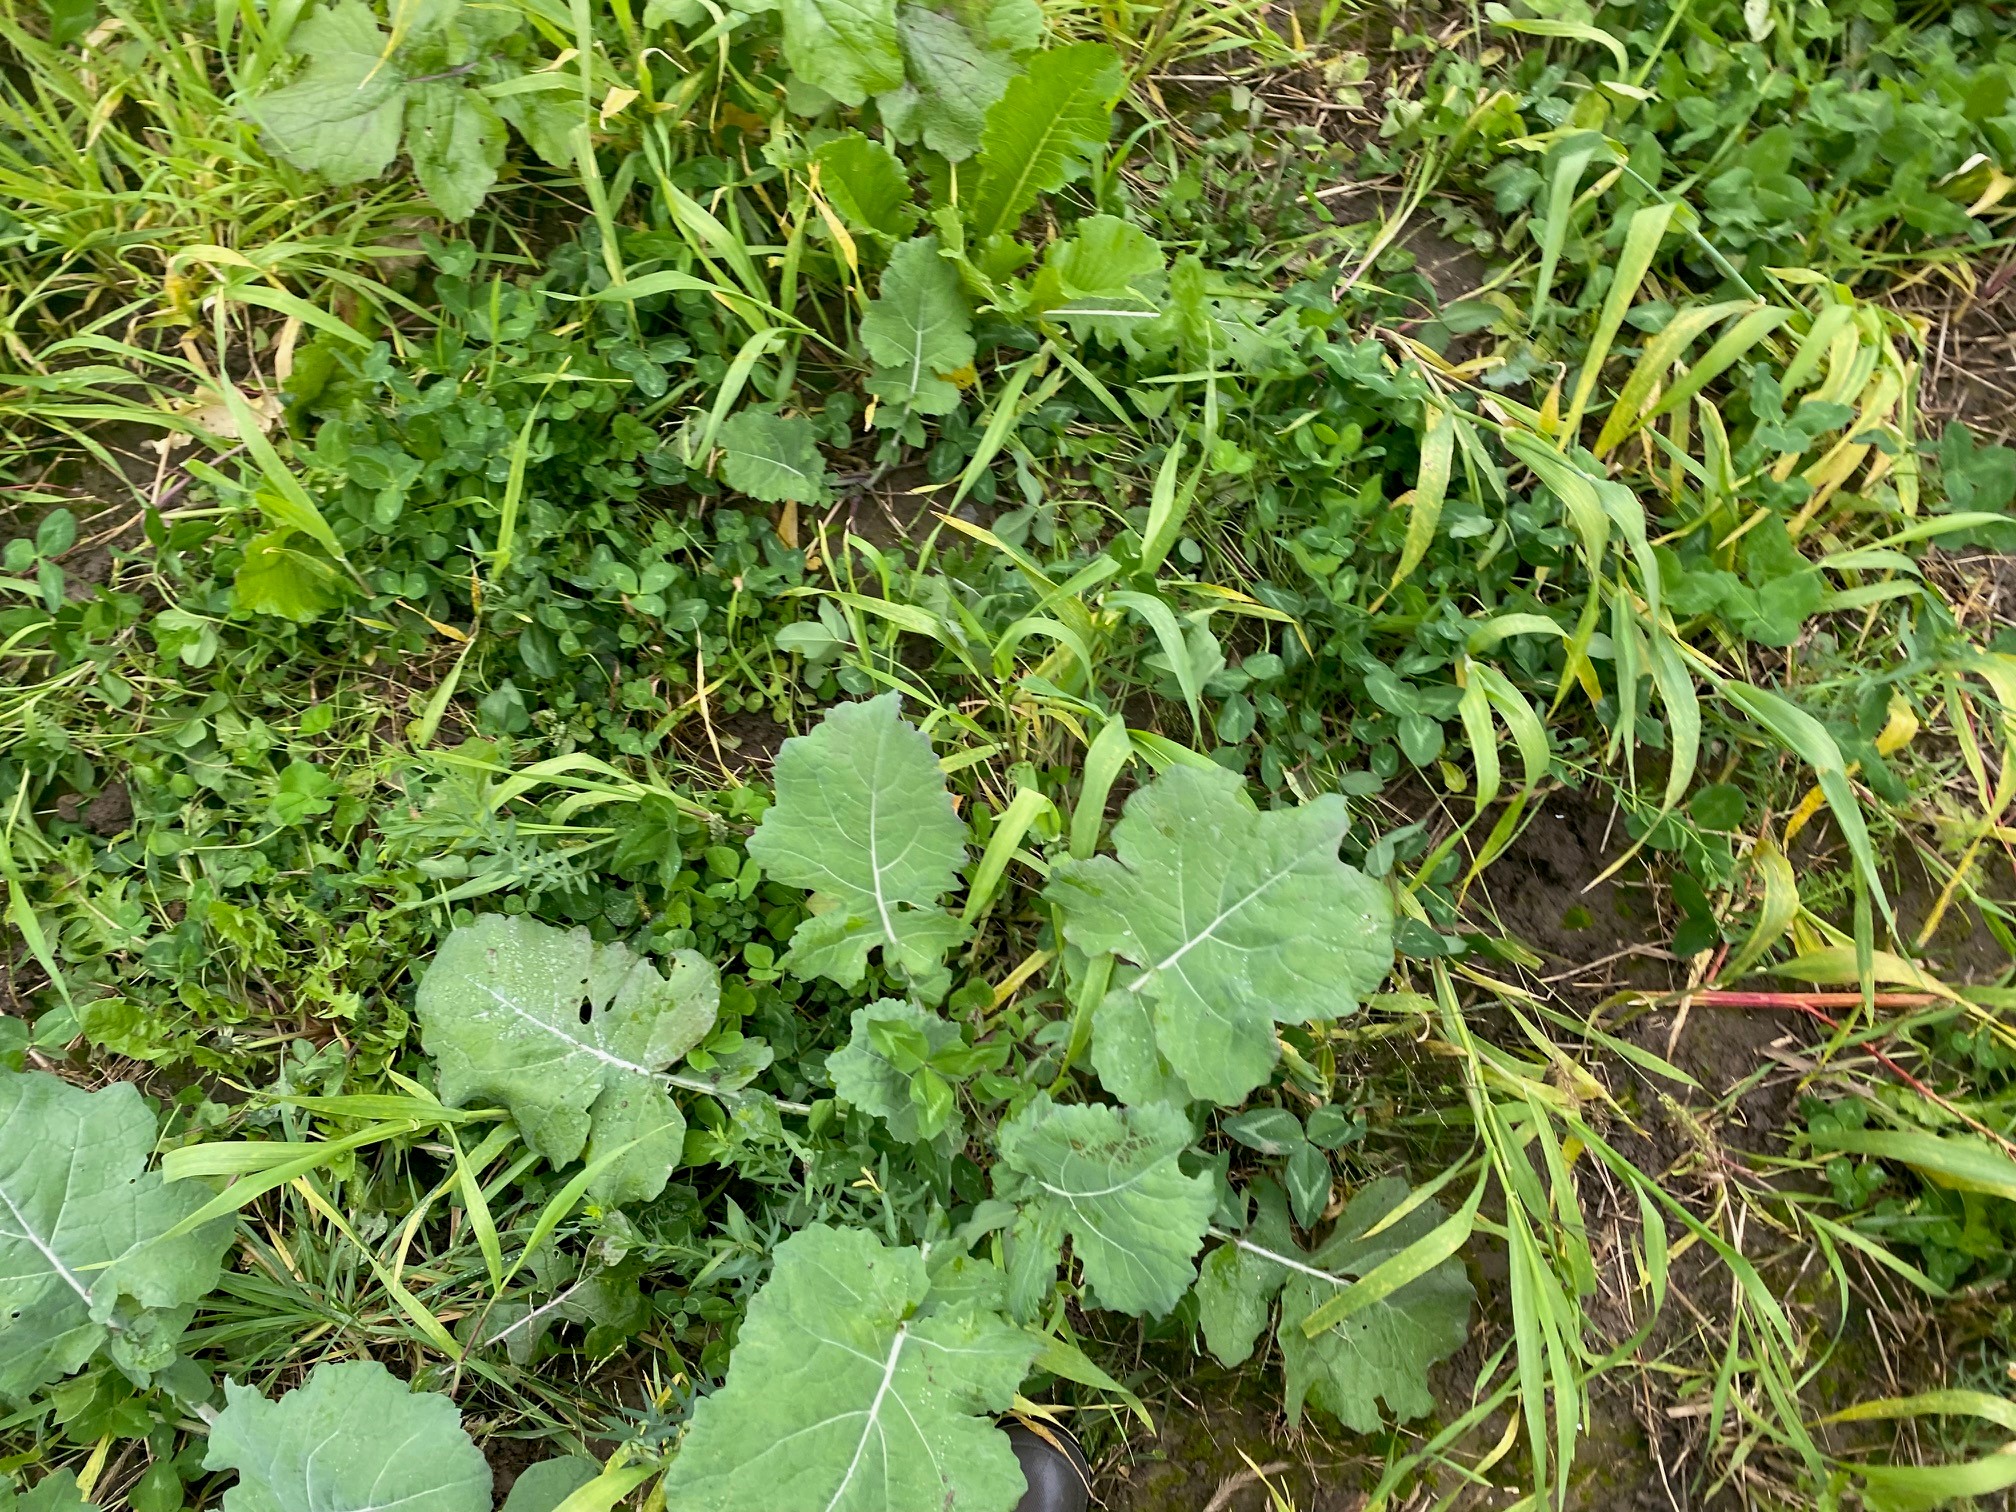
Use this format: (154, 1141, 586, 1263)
(599, 86, 640, 125)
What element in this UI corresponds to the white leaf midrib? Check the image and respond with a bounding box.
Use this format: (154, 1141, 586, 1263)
(0, 1100, 97, 1309)
(0, 1174, 94, 1307)
(1125, 833, 1326, 994)
(1033, 1147, 1170, 1202)
(477, 981, 651, 1078)
(901, 304, 931, 402)
(825, 1320, 909, 1512)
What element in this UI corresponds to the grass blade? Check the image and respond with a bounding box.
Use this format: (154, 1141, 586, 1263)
(1561, 200, 1675, 441)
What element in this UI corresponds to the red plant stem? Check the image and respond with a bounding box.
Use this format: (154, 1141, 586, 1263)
(1690, 991, 1943, 1009)
(1702, 995, 2016, 1159)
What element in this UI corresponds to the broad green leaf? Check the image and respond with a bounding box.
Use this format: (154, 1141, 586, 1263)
(778, 0, 904, 104)
(812, 132, 920, 239)
(662, 1224, 1035, 1512)
(493, 86, 580, 168)
(414, 913, 719, 1206)
(43, 0, 96, 46)
(8, 1474, 97, 1512)
(500, 1461, 600, 1512)
(1030, 214, 1164, 337)
(243, 0, 406, 183)
(1047, 764, 1394, 1104)
(827, 998, 960, 1142)
(878, 0, 1042, 160)
(1089, 984, 1188, 1109)
(1221, 1107, 1305, 1157)
(717, 407, 831, 503)
(747, 694, 971, 998)
(1193, 1242, 1279, 1368)
(204, 1360, 490, 1512)
(405, 83, 508, 223)
(1192, 1184, 1297, 1368)
(232, 531, 345, 621)
(0, 1069, 232, 1398)
(861, 237, 973, 416)
(1193, 1178, 1470, 1430)
(995, 1095, 1212, 1318)
(1278, 1177, 1473, 1431)
(965, 42, 1122, 240)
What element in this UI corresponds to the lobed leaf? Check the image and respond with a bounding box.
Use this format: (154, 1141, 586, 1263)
(243, 0, 406, 184)
(1193, 1184, 1298, 1368)
(1030, 214, 1165, 339)
(1279, 1178, 1473, 1431)
(0, 1069, 232, 1399)
(233, 531, 346, 622)
(662, 1224, 1035, 1512)
(812, 132, 920, 240)
(778, 0, 905, 104)
(204, 1360, 490, 1512)
(717, 408, 832, 504)
(964, 43, 1122, 240)
(1191, 1178, 1473, 1433)
(879, 0, 1043, 159)
(405, 83, 508, 224)
(1088, 984, 1188, 1110)
(825, 997, 961, 1142)
(415, 914, 719, 1206)
(995, 1095, 1213, 1318)
(861, 237, 974, 416)
(747, 694, 971, 999)
(1047, 763, 1393, 1104)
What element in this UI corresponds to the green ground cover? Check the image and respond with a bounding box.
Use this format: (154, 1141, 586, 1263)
(7, 0, 2016, 1506)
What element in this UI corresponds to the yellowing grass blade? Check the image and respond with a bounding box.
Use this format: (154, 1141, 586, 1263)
(1561, 200, 1676, 442)
(1854, 1448, 2016, 1512)
(1781, 301, 1857, 392)
(1644, 304, 1791, 426)
(1593, 298, 1752, 457)
(1769, 946, 1960, 1001)
(1821, 1390, 2016, 1434)
(1503, 431, 1609, 569)
(1474, 661, 1550, 792)
(1646, 634, 1699, 809)
(1723, 680, 1892, 929)
(1488, 11, 1630, 74)
(1530, 131, 1609, 327)
(1386, 400, 1454, 594)
(1805, 1127, 2016, 1201)
(1723, 836, 1798, 979)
